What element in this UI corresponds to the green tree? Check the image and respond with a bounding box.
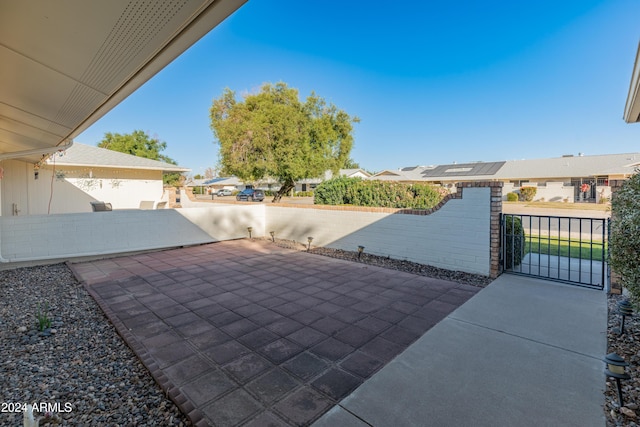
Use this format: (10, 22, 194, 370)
(98, 130, 181, 185)
(343, 157, 360, 169)
(210, 82, 358, 202)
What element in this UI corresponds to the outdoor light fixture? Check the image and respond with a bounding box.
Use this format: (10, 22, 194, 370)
(270, 231, 275, 242)
(604, 353, 631, 407)
(618, 299, 634, 336)
(307, 237, 313, 251)
(247, 227, 253, 239)
(358, 245, 365, 259)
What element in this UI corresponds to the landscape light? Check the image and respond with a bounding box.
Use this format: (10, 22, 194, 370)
(247, 227, 252, 239)
(307, 237, 313, 251)
(358, 245, 365, 259)
(617, 299, 633, 336)
(604, 353, 631, 407)
(270, 231, 275, 242)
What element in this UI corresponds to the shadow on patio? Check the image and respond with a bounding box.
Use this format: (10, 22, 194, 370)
(69, 239, 479, 426)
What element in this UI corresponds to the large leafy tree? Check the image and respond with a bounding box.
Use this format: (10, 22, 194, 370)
(98, 130, 181, 185)
(210, 82, 358, 202)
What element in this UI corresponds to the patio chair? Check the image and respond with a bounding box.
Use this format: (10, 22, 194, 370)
(90, 201, 112, 212)
(139, 200, 154, 210)
(155, 201, 167, 209)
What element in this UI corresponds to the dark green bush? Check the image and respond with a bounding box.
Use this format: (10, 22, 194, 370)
(519, 186, 537, 202)
(610, 172, 640, 303)
(315, 178, 444, 209)
(504, 215, 525, 269)
(314, 176, 362, 205)
(506, 192, 519, 202)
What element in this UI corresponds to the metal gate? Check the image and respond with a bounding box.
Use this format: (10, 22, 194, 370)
(501, 214, 609, 290)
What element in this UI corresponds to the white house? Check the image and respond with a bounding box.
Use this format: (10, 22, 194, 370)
(0, 0, 246, 216)
(1, 143, 189, 215)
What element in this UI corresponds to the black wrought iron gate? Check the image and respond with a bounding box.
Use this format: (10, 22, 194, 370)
(501, 214, 609, 290)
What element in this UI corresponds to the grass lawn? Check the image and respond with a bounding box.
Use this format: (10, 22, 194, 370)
(504, 201, 610, 212)
(525, 235, 607, 261)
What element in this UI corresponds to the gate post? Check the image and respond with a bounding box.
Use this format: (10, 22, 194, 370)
(609, 180, 624, 294)
(489, 182, 503, 278)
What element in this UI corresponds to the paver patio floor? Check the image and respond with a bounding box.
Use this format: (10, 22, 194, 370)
(69, 239, 480, 426)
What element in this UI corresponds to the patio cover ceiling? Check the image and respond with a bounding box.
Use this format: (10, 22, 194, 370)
(0, 0, 246, 163)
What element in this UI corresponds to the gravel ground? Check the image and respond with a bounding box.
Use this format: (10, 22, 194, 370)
(606, 294, 640, 427)
(0, 263, 190, 427)
(271, 238, 494, 288)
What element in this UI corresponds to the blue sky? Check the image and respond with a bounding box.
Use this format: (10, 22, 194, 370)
(77, 0, 640, 174)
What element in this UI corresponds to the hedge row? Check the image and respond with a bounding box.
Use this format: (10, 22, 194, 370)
(313, 177, 447, 209)
(610, 171, 640, 303)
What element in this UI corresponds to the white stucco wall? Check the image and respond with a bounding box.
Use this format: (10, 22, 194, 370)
(266, 187, 492, 275)
(0, 189, 492, 276)
(503, 182, 575, 203)
(0, 210, 212, 262)
(0, 160, 166, 215)
(176, 205, 265, 241)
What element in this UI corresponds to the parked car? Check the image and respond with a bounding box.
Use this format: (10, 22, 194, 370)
(216, 189, 233, 196)
(236, 188, 265, 202)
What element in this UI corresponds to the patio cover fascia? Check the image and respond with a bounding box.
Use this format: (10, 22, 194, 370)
(0, 0, 247, 164)
(624, 41, 640, 123)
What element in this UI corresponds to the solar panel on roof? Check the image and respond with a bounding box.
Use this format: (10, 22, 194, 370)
(420, 161, 505, 177)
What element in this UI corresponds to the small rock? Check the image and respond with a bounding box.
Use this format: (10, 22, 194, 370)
(16, 326, 27, 333)
(50, 328, 57, 334)
(622, 407, 637, 418)
(628, 403, 639, 410)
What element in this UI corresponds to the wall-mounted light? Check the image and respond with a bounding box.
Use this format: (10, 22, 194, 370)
(307, 237, 313, 251)
(247, 227, 253, 239)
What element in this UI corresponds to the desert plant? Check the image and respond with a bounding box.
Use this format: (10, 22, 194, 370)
(503, 215, 525, 269)
(610, 171, 640, 303)
(506, 192, 518, 202)
(519, 186, 537, 202)
(35, 302, 52, 331)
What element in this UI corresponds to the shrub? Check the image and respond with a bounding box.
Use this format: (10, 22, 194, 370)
(410, 183, 444, 209)
(314, 176, 362, 205)
(504, 215, 525, 269)
(315, 177, 444, 209)
(519, 186, 537, 202)
(610, 172, 640, 303)
(294, 191, 314, 197)
(506, 192, 519, 202)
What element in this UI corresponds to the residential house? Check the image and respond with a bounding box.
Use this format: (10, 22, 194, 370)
(296, 169, 373, 192)
(373, 153, 639, 202)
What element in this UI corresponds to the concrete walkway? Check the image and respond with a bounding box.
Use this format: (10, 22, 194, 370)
(314, 274, 607, 427)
